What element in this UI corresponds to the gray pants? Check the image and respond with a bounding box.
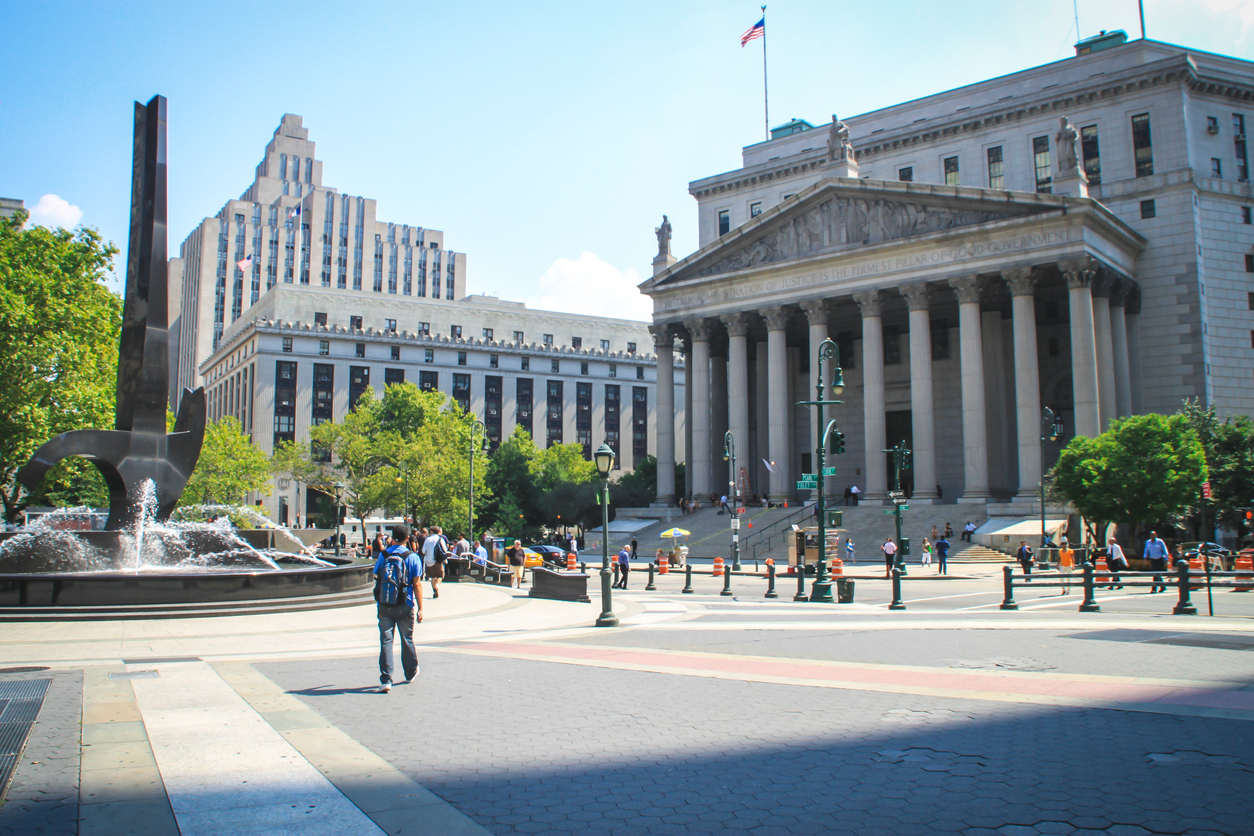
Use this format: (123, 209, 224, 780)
(377, 603, 417, 684)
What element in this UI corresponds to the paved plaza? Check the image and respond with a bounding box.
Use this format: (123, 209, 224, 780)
(1, 568, 1253, 835)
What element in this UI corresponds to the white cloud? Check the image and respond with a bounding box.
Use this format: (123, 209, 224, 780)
(526, 251, 653, 322)
(27, 194, 83, 230)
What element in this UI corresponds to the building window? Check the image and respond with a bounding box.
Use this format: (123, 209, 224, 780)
(1207, 115, 1220, 134)
(424, 348, 434, 363)
(1033, 136, 1052, 193)
(319, 340, 329, 356)
(1141, 200, 1156, 219)
(1248, 292, 1254, 310)
(571, 336, 582, 349)
(483, 328, 493, 340)
(543, 334, 553, 346)
(551, 359, 560, 373)
(350, 315, 362, 331)
(930, 319, 950, 360)
(718, 210, 730, 236)
(458, 351, 467, 366)
(1235, 114, 1249, 181)
(355, 343, 365, 358)
(1080, 125, 1101, 184)
(521, 356, 530, 371)
(314, 312, 327, 326)
(986, 147, 1004, 189)
(282, 337, 292, 353)
(636, 366, 644, 380)
(580, 362, 589, 375)
(626, 342, 637, 354)
(600, 339, 610, 351)
(385, 318, 397, 332)
(1246, 254, 1254, 272)
(897, 167, 913, 182)
(514, 330, 524, 343)
(453, 373, 470, 413)
(883, 325, 902, 365)
(1243, 207, 1252, 224)
(489, 354, 498, 368)
(419, 370, 437, 392)
(384, 368, 404, 386)
(943, 156, 959, 186)
(750, 202, 762, 217)
(609, 364, 616, 378)
(837, 331, 855, 369)
(1212, 158, 1224, 179)
(391, 345, 400, 361)
(450, 325, 462, 339)
(417, 321, 430, 336)
(1131, 113, 1153, 177)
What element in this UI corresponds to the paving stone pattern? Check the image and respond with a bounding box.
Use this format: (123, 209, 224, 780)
(262, 651, 1254, 835)
(0, 670, 81, 836)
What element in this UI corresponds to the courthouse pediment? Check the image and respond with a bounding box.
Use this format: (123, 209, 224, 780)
(650, 180, 1064, 287)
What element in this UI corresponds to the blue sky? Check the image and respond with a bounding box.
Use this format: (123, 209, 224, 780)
(2, 0, 1250, 321)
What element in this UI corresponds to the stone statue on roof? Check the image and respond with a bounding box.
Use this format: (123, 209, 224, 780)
(1057, 116, 1080, 172)
(655, 214, 672, 259)
(827, 114, 854, 163)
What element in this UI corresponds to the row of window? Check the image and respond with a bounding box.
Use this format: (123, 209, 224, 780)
(317, 312, 638, 353)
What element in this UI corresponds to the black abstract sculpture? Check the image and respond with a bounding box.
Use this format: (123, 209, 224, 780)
(19, 95, 206, 529)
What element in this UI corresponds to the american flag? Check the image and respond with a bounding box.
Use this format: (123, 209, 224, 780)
(740, 16, 764, 46)
(236, 254, 253, 271)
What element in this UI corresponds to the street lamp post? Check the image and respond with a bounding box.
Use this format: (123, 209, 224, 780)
(594, 443, 619, 627)
(1039, 407, 1065, 548)
(331, 480, 346, 559)
(884, 443, 913, 574)
(796, 339, 846, 604)
(723, 431, 741, 571)
(468, 420, 487, 539)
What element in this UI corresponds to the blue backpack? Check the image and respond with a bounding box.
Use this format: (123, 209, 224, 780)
(378, 545, 413, 606)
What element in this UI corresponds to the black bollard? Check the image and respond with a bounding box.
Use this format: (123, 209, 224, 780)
(645, 562, 656, 591)
(721, 564, 733, 596)
(889, 568, 906, 610)
(682, 562, 694, 594)
(765, 563, 778, 599)
(1079, 562, 1100, 612)
(794, 561, 807, 602)
(612, 563, 620, 587)
(999, 565, 1019, 610)
(1173, 560, 1197, 615)
(580, 561, 587, 574)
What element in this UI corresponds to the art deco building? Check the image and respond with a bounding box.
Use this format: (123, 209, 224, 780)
(643, 33, 1253, 510)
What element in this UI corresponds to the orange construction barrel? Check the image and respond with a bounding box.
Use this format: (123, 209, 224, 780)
(712, 557, 725, 577)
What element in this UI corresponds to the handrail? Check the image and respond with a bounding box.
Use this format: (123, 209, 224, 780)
(744, 500, 833, 560)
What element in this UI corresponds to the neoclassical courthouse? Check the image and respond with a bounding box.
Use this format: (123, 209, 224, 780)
(643, 34, 1254, 509)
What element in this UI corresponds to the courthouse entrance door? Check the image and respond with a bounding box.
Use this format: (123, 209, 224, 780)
(885, 410, 914, 498)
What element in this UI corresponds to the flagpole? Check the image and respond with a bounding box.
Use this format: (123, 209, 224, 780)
(761, 5, 769, 141)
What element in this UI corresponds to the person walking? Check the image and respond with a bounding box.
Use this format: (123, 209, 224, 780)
(850, 485, 861, 506)
(920, 537, 933, 569)
(882, 537, 898, 578)
(506, 539, 526, 588)
(843, 486, 853, 507)
(615, 543, 632, 589)
(935, 536, 950, 574)
(371, 533, 385, 559)
(373, 525, 423, 694)
(844, 537, 855, 564)
(630, 537, 638, 561)
(1017, 540, 1034, 581)
(1144, 530, 1170, 593)
(422, 526, 448, 599)
(1106, 536, 1128, 590)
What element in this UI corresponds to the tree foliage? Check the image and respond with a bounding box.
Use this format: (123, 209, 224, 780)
(179, 416, 273, 506)
(1051, 413, 1207, 538)
(0, 211, 121, 521)
(480, 427, 602, 538)
(1179, 399, 1254, 540)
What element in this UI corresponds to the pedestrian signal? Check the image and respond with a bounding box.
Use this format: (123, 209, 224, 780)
(834, 431, 846, 455)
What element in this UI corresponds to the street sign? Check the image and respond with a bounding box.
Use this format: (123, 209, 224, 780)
(887, 490, 905, 498)
(731, 518, 740, 530)
(1202, 481, 1212, 499)
(796, 479, 818, 490)
(883, 505, 909, 514)
(899, 504, 908, 511)
(892, 496, 908, 505)
(822, 467, 837, 476)
(801, 473, 817, 481)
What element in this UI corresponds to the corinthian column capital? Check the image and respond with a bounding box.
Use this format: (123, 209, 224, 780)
(1059, 257, 1098, 289)
(685, 318, 713, 342)
(948, 275, 983, 305)
(1002, 265, 1038, 297)
(721, 312, 751, 337)
(648, 323, 674, 349)
(898, 283, 932, 312)
(852, 290, 882, 318)
(799, 299, 829, 324)
(760, 305, 791, 331)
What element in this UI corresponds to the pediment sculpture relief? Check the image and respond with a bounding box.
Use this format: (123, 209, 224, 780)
(695, 195, 1029, 278)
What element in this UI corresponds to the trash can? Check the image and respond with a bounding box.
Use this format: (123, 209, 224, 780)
(837, 578, 855, 603)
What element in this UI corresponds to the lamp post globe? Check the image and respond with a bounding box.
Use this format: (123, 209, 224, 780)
(594, 443, 618, 627)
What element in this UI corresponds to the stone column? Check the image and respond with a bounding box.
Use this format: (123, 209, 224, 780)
(949, 276, 991, 501)
(899, 284, 938, 502)
(1109, 279, 1133, 418)
(761, 305, 792, 503)
(649, 324, 676, 505)
(722, 313, 751, 501)
(1092, 271, 1116, 430)
(1126, 285, 1143, 414)
(753, 339, 769, 494)
(1061, 259, 1101, 438)
(1004, 267, 1043, 501)
(686, 319, 713, 498)
(800, 300, 829, 500)
(853, 291, 887, 502)
(683, 339, 693, 499)
(709, 354, 728, 493)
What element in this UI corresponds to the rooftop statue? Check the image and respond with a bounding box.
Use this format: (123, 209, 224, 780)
(827, 114, 854, 163)
(655, 214, 673, 259)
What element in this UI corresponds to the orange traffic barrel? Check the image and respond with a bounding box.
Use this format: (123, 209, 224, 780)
(566, 552, 577, 571)
(831, 557, 844, 576)
(1235, 550, 1253, 592)
(712, 557, 724, 577)
(658, 554, 670, 574)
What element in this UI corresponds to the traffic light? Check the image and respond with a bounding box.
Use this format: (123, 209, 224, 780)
(833, 430, 846, 455)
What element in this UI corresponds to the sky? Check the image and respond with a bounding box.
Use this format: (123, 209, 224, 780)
(3, 0, 1251, 322)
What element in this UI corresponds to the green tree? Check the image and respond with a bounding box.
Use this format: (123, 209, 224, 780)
(0, 212, 121, 521)
(1051, 413, 1208, 544)
(180, 416, 273, 506)
(481, 426, 543, 537)
(531, 441, 596, 491)
(1180, 399, 1254, 541)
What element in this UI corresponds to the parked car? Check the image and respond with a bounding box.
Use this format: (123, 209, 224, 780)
(1178, 541, 1233, 570)
(528, 544, 569, 568)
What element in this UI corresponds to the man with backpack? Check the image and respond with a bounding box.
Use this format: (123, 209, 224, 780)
(422, 525, 449, 599)
(374, 525, 424, 694)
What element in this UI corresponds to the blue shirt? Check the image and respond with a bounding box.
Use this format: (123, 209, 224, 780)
(373, 546, 424, 608)
(1144, 538, 1169, 560)
(936, 539, 950, 556)
(618, 548, 631, 564)
(474, 544, 488, 564)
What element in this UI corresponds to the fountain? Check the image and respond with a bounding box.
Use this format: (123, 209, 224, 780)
(0, 96, 372, 618)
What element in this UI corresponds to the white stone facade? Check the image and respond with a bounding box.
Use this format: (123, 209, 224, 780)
(645, 37, 1253, 509)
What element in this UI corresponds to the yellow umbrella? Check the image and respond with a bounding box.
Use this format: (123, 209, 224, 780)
(659, 527, 691, 539)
